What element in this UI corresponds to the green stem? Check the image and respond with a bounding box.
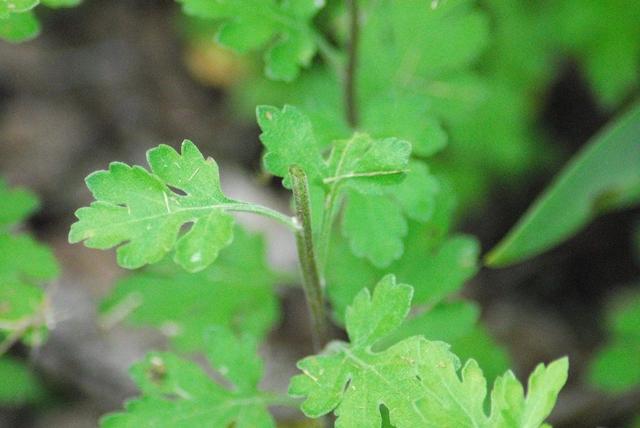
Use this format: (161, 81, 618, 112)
(227, 202, 299, 232)
(289, 165, 330, 351)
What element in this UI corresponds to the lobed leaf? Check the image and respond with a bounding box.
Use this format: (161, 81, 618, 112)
(290, 276, 568, 427)
(257, 104, 327, 188)
(69, 140, 260, 272)
(102, 327, 276, 428)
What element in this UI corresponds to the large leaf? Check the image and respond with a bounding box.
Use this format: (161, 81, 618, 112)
(102, 327, 276, 428)
(487, 102, 640, 267)
(70, 140, 246, 272)
(290, 275, 568, 427)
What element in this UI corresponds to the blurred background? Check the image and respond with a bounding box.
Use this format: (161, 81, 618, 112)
(0, 0, 639, 427)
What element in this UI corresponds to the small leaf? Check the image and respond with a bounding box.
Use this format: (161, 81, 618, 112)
(345, 274, 413, 347)
(489, 358, 569, 428)
(102, 327, 276, 428)
(69, 140, 252, 272)
(487, 102, 640, 267)
(257, 105, 326, 188)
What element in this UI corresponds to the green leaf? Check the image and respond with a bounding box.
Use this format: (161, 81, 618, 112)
(290, 276, 568, 427)
(256, 104, 327, 188)
(489, 357, 569, 428)
(0, 10, 39, 42)
(102, 327, 276, 428)
(552, 0, 640, 107)
(341, 192, 407, 267)
(325, 133, 411, 193)
(100, 226, 279, 351)
(69, 140, 247, 272)
(0, 180, 58, 349)
(0, 234, 58, 346)
(0, 356, 45, 405)
(177, 0, 325, 81)
(487, 102, 640, 267)
(326, 220, 480, 318)
(356, 0, 489, 157)
(588, 291, 640, 392)
(0, 234, 60, 284)
(0, 179, 39, 229)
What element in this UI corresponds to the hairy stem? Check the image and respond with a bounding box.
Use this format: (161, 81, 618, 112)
(345, 0, 360, 128)
(289, 165, 329, 351)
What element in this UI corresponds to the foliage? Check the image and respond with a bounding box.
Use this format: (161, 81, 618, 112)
(59, 0, 601, 425)
(257, 104, 429, 268)
(290, 276, 568, 427)
(100, 226, 279, 352)
(0, 179, 58, 407)
(550, 0, 640, 108)
(0, 179, 59, 349)
(68, 140, 297, 272)
(102, 326, 280, 428)
(588, 291, 640, 393)
(0, 0, 81, 42)
(176, 0, 326, 82)
(487, 102, 640, 267)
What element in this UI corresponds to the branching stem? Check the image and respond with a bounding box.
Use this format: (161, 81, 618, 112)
(345, 0, 360, 128)
(289, 165, 329, 351)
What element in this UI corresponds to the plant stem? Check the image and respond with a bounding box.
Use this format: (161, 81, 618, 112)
(227, 202, 299, 232)
(289, 165, 329, 351)
(345, 0, 360, 128)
